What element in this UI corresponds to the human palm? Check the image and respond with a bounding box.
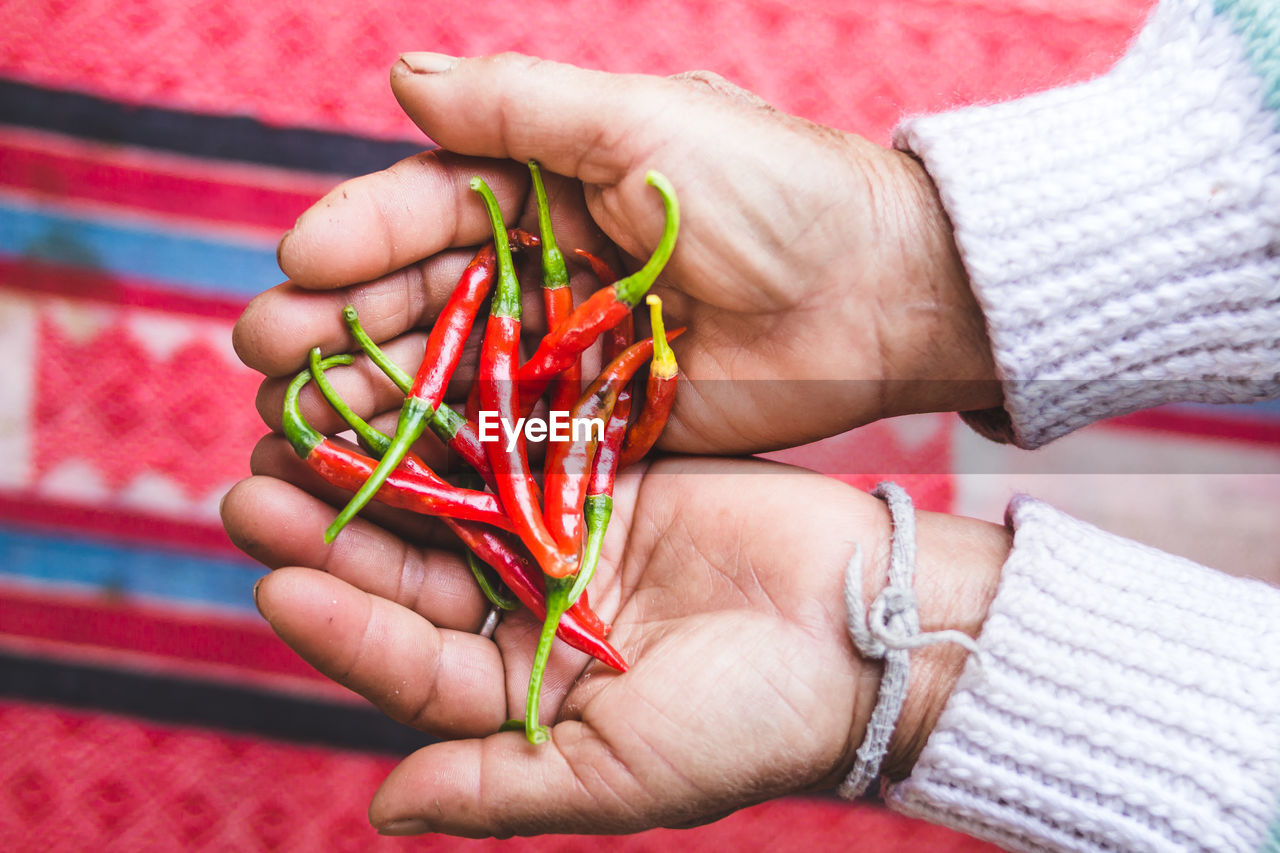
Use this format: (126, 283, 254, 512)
(222, 449, 891, 836)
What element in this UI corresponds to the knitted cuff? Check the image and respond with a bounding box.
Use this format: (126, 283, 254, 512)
(894, 0, 1280, 448)
(884, 497, 1280, 852)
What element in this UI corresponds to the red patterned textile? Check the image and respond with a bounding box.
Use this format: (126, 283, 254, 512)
(7, 1, 1278, 850)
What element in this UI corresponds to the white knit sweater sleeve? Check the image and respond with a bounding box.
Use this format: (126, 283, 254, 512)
(885, 497, 1280, 852)
(893, 0, 1280, 449)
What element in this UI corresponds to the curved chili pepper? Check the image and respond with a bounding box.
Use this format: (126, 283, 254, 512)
(303, 355, 626, 671)
(471, 176, 577, 580)
(321, 230, 542, 543)
(529, 160, 582, 442)
(568, 283, 636, 607)
(542, 333, 667, 552)
(408, 243, 495, 407)
(517, 171, 680, 411)
(573, 246, 634, 455)
(619, 294, 679, 468)
(342, 305, 496, 490)
(403, 228, 539, 406)
(464, 527, 624, 671)
(282, 355, 513, 531)
(578, 246, 635, 491)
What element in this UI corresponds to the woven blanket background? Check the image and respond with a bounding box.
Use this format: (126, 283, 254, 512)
(2, 0, 1279, 849)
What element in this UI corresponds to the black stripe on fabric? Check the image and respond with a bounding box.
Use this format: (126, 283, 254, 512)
(0, 650, 436, 756)
(0, 77, 426, 174)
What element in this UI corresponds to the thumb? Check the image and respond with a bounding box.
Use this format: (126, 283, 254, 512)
(392, 52, 681, 186)
(369, 726, 657, 837)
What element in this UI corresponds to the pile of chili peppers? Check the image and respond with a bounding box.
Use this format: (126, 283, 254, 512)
(282, 162, 680, 744)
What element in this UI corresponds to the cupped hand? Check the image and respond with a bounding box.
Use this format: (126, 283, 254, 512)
(233, 53, 1000, 456)
(221, 447, 1007, 837)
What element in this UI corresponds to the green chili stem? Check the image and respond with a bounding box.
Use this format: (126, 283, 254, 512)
(525, 574, 574, 744)
(569, 494, 612, 605)
(466, 549, 519, 611)
(568, 491, 611, 604)
(469, 178, 521, 319)
(528, 160, 569, 290)
(342, 305, 411, 393)
(614, 171, 680, 307)
(283, 354, 355, 458)
(323, 396, 430, 544)
(343, 305, 470, 445)
(308, 347, 390, 455)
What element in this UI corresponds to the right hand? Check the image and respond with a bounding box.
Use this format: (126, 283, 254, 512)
(234, 53, 1001, 455)
(222, 446, 1009, 837)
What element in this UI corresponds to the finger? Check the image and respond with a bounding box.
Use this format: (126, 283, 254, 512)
(276, 149, 614, 293)
(222, 474, 489, 631)
(255, 567, 508, 737)
(667, 69, 776, 111)
(235, 247, 474, 377)
(370, 726, 655, 837)
(390, 54, 709, 265)
(277, 152, 526, 289)
(391, 53, 673, 186)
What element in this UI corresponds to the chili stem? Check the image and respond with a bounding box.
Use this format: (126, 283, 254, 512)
(529, 160, 569, 291)
(525, 574, 574, 744)
(308, 346, 381, 449)
(466, 549, 519, 611)
(569, 494, 611, 605)
(324, 396, 429, 543)
(284, 354, 355, 457)
(343, 305, 411, 393)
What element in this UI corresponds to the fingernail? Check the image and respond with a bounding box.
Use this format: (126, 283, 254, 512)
(251, 577, 264, 609)
(377, 819, 431, 836)
(275, 229, 293, 272)
(399, 52, 458, 74)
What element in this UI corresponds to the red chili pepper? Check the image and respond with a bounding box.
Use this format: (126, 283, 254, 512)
(284, 355, 513, 531)
(471, 176, 577, 580)
(322, 230, 541, 543)
(542, 333, 668, 552)
(461, 526, 625, 671)
(308, 441, 513, 529)
(619, 294, 679, 468)
(342, 306, 496, 490)
(405, 228, 541, 407)
(576, 246, 634, 497)
(529, 160, 582, 460)
(290, 356, 626, 671)
(570, 290, 639, 610)
(572, 247, 618, 289)
(517, 171, 680, 411)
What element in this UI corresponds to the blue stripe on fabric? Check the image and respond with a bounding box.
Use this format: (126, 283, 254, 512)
(0, 524, 263, 613)
(0, 78, 422, 175)
(0, 198, 281, 298)
(1214, 0, 1280, 113)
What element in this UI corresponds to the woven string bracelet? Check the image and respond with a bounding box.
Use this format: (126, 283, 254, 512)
(838, 481, 981, 799)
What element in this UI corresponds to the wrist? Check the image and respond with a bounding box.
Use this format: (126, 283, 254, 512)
(872, 150, 1003, 420)
(848, 502, 1010, 784)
